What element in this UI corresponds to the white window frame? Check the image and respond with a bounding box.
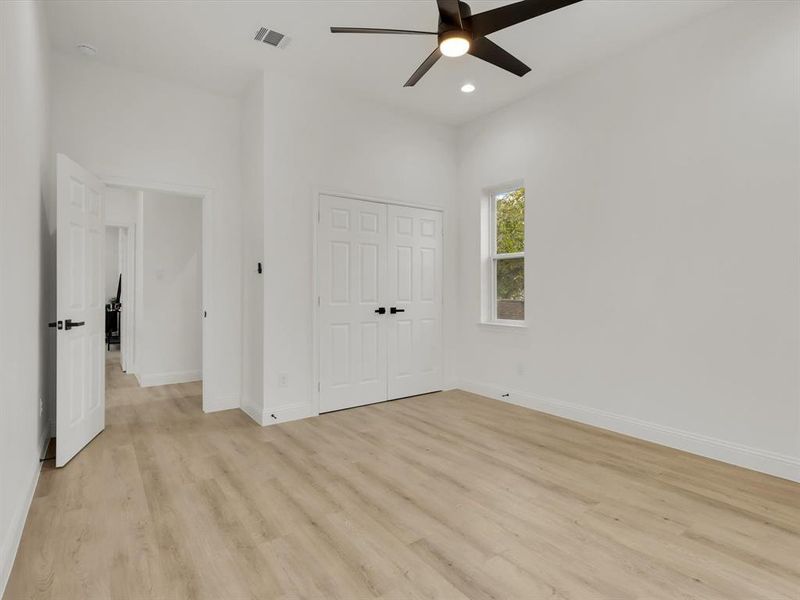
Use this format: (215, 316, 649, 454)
(483, 184, 526, 327)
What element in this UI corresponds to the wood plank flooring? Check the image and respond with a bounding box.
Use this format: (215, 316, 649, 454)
(4, 352, 799, 599)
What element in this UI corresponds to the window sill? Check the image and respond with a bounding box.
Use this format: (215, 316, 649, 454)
(478, 321, 528, 330)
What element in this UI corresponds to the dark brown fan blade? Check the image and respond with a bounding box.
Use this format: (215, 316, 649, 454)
(465, 0, 582, 37)
(404, 47, 443, 87)
(468, 37, 531, 77)
(330, 27, 437, 35)
(436, 0, 463, 28)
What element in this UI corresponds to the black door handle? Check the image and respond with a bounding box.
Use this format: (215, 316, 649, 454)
(65, 319, 85, 330)
(374, 307, 386, 314)
(390, 307, 405, 314)
(48, 321, 63, 330)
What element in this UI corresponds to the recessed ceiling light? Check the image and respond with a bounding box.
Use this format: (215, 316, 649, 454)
(76, 44, 97, 57)
(461, 83, 476, 94)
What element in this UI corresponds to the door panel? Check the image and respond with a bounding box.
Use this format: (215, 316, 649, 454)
(56, 154, 106, 467)
(318, 195, 388, 412)
(386, 205, 443, 399)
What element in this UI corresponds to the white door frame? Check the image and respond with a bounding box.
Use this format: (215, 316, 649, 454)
(105, 220, 136, 373)
(312, 189, 445, 417)
(102, 176, 213, 412)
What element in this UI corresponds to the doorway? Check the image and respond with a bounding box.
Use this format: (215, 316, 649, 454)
(103, 185, 204, 389)
(54, 154, 213, 467)
(103, 223, 135, 374)
(316, 193, 444, 413)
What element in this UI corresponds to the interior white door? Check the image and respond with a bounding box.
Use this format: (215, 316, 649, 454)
(318, 195, 388, 412)
(386, 204, 443, 399)
(56, 154, 106, 467)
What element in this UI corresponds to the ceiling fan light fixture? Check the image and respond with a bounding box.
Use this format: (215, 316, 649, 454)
(460, 82, 476, 93)
(330, 0, 581, 86)
(439, 31, 471, 58)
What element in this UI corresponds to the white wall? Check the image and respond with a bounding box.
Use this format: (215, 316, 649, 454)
(104, 227, 120, 301)
(137, 191, 203, 385)
(51, 54, 243, 410)
(105, 186, 138, 225)
(457, 1, 800, 481)
(240, 74, 265, 421)
(0, 1, 51, 593)
(255, 71, 459, 423)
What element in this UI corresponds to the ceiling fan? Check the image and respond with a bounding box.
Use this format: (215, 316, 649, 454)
(330, 0, 582, 87)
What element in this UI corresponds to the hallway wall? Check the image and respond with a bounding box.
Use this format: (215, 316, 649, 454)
(137, 191, 203, 386)
(104, 227, 120, 301)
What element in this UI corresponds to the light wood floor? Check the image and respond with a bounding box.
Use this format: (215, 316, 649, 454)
(5, 354, 799, 599)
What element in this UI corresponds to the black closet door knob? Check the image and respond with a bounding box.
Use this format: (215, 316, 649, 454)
(390, 307, 405, 314)
(374, 307, 386, 314)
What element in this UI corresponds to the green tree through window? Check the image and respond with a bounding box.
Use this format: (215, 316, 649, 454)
(495, 188, 525, 311)
(496, 188, 525, 255)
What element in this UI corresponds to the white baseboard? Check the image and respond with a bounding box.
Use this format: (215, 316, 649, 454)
(260, 402, 316, 426)
(459, 380, 800, 483)
(0, 429, 50, 598)
(137, 370, 202, 387)
(240, 401, 263, 425)
(239, 400, 315, 427)
(202, 397, 240, 413)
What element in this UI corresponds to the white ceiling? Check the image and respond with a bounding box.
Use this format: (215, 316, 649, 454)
(45, 0, 731, 125)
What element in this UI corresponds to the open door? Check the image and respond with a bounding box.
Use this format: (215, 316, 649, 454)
(56, 154, 106, 467)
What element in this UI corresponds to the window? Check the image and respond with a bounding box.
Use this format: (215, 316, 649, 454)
(488, 187, 525, 322)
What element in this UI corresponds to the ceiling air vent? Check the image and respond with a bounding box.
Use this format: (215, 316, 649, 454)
(254, 27, 289, 49)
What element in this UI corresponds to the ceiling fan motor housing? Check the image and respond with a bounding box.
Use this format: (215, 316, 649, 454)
(438, 28, 473, 46)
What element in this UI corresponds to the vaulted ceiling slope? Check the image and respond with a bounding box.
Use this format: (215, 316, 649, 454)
(46, 0, 731, 125)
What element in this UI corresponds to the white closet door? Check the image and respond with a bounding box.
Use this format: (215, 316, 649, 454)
(386, 205, 443, 399)
(318, 195, 388, 412)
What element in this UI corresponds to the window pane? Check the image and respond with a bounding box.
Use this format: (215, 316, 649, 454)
(496, 257, 524, 320)
(495, 188, 525, 254)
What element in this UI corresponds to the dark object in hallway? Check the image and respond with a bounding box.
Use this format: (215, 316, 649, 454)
(106, 274, 122, 350)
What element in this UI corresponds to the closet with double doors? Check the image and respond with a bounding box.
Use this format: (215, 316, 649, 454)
(317, 194, 443, 413)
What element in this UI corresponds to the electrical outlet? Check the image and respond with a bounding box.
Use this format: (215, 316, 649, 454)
(278, 373, 288, 388)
